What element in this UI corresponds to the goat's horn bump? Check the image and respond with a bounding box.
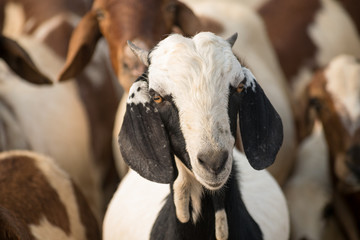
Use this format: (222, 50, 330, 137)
(127, 40, 149, 67)
(226, 33, 238, 48)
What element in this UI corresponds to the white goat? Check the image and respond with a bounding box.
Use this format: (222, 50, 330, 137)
(0, 150, 100, 240)
(103, 32, 289, 240)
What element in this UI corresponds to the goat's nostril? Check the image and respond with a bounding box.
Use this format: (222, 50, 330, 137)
(197, 156, 206, 166)
(197, 150, 229, 174)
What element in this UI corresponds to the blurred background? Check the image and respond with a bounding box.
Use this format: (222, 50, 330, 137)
(1, 0, 360, 239)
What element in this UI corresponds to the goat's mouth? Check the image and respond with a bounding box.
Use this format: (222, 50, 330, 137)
(192, 158, 233, 191)
(195, 173, 230, 191)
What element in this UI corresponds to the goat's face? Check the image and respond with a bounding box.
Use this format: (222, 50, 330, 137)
(119, 32, 283, 190)
(59, 0, 201, 92)
(307, 55, 360, 190)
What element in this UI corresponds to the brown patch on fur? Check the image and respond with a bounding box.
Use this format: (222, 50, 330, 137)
(15, 0, 92, 34)
(71, 182, 101, 240)
(307, 71, 350, 162)
(258, 0, 321, 81)
(338, 0, 360, 35)
(43, 20, 74, 58)
(0, 206, 32, 240)
(0, 155, 71, 237)
(0, 1, 5, 32)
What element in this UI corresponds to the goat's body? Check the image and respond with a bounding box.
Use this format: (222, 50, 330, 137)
(103, 149, 289, 240)
(0, 150, 100, 240)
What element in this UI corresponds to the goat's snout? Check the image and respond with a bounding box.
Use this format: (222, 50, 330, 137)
(197, 150, 229, 175)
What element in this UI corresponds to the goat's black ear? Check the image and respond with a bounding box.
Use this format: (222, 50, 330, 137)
(119, 78, 174, 183)
(233, 69, 283, 170)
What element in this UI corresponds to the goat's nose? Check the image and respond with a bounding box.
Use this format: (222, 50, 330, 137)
(197, 150, 229, 175)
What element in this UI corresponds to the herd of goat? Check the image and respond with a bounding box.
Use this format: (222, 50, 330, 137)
(0, 0, 360, 239)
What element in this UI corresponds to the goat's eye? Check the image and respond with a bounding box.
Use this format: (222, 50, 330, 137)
(95, 9, 105, 20)
(236, 83, 245, 93)
(153, 94, 163, 103)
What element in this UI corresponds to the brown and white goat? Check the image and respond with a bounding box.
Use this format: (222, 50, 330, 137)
(2, 0, 122, 211)
(0, 150, 100, 240)
(301, 55, 360, 239)
(258, 0, 360, 143)
(0, 35, 104, 221)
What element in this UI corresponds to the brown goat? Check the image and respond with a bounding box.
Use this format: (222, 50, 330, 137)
(0, 150, 100, 240)
(59, 0, 203, 92)
(304, 55, 360, 239)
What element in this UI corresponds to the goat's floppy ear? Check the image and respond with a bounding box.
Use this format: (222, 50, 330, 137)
(0, 36, 52, 85)
(174, 1, 202, 36)
(234, 68, 283, 170)
(119, 77, 174, 183)
(58, 10, 102, 81)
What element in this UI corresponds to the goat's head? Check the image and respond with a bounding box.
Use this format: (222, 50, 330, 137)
(58, 0, 201, 92)
(0, 36, 52, 85)
(119, 32, 283, 190)
(306, 55, 360, 191)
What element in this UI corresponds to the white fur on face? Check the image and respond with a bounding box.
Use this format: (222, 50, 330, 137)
(325, 55, 360, 135)
(148, 32, 247, 189)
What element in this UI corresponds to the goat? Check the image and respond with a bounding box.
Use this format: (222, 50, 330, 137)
(302, 54, 360, 239)
(103, 32, 289, 240)
(0, 35, 103, 221)
(2, 0, 121, 213)
(258, 0, 360, 142)
(0, 150, 100, 240)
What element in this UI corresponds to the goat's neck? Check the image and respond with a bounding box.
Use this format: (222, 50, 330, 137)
(150, 161, 263, 240)
(173, 157, 228, 239)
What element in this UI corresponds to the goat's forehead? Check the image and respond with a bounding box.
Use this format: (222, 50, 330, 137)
(148, 33, 242, 96)
(325, 55, 360, 122)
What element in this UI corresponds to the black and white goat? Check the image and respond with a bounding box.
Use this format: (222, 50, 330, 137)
(103, 32, 289, 240)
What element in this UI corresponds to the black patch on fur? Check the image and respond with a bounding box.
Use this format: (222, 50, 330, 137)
(229, 80, 283, 170)
(149, 90, 191, 170)
(119, 72, 191, 183)
(150, 166, 263, 240)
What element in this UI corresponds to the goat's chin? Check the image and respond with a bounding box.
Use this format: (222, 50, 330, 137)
(193, 166, 232, 191)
